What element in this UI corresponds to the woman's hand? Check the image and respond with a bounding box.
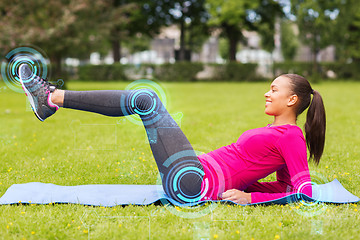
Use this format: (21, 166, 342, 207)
(220, 189, 251, 204)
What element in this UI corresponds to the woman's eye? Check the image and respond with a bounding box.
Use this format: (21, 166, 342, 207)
(272, 89, 277, 92)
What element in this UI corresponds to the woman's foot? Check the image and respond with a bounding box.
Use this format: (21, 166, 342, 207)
(19, 64, 59, 121)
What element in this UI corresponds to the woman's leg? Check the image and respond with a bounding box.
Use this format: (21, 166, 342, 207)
(19, 63, 205, 203)
(55, 89, 205, 203)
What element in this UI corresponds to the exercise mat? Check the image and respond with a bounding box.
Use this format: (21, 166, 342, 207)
(0, 179, 358, 207)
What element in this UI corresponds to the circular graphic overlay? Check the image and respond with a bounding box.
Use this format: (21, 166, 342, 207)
(155, 150, 226, 219)
(288, 170, 328, 217)
(121, 79, 167, 126)
(164, 159, 206, 203)
(1, 46, 49, 93)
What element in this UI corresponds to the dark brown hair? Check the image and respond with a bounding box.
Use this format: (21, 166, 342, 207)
(281, 74, 326, 165)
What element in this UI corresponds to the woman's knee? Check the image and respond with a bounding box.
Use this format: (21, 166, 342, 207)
(162, 162, 204, 203)
(131, 89, 161, 115)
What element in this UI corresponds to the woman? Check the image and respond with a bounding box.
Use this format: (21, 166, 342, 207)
(19, 64, 326, 204)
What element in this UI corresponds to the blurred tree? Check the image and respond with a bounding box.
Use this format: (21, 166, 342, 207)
(206, 0, 283, 62)
(280, 20, 299, 61)
(102, 0, 138, 63)
(123, 33, 152, 54)
(206, 0, 255, 62)
(0, 0, 105, 79)
(186, 22, 210, 56)
(256, 2, 284, 54)
(333, 0, 360, 62)
(102, 0, 168, 62)
(0, 0, 169, 78)
(169, 0, 209, 61)
(291, 0, 340, 73)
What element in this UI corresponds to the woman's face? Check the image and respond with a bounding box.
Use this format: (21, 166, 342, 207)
(264, 76, 296, 116)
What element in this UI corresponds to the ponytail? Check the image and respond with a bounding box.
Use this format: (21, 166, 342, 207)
(282, 74, 326, 165)
(305, 90, 326, 165)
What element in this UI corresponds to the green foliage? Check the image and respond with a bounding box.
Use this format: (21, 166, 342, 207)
(0, 0, 105, 60)
(153, 62, 203, 81)
(167, 0, 210, 60)
(78, 64, 128, 81)
(290, 0, 341, 72)
(206, 0, 258, 61)
(256, 3, 284, 53)
(218, 38, 230, 60)
(0, 0, 169, 68)
(258, 23, 276, 53)
(206, 0, 283, 61)
(206, 0, 257, 26)
(0, 0, 113, 80)
(210, 62, 261, 81)
(321, 62, 360, 80)
(186, 22, 210, 54)
(100, 0, 169, 61)
(291, 0, 339, 49)
(333, 0, 360, 62)
(280, 20, 299, 61)
(123, 34, 152, 54)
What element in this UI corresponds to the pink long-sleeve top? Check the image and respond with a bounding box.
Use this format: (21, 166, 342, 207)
(198, 124, 312, 203)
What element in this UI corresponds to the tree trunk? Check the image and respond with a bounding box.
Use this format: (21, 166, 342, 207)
(225, 24, 239, 62)
(112, 0, 122, 63)
(188, 23, 193, 61)
(50, 54, 62, 80)
(50, 54, 67, 89)
(112, 39, 121, 63)
(229, 35, 238, 62)
(179, 19, 186, 61)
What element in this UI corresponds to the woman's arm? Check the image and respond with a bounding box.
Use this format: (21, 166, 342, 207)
(245, 181, 287, 193)
(221, 168, 290, 203)
(220, 189, 252, 204)
(245, 167, 290, 193)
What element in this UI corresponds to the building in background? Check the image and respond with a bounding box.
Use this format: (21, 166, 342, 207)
(151, 38, 175, 64)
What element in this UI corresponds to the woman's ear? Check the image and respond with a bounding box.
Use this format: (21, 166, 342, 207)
(287, 94, 298, 107)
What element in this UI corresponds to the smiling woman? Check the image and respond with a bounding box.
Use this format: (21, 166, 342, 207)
(216, 74, 326, 203)
(18, 62, 326, 204)
(267, 74, 326, 164)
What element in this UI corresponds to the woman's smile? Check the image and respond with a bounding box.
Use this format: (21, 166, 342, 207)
(265, 99, 272, 107)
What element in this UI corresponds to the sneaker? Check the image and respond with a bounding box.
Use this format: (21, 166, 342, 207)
(18, 64, 59, 121)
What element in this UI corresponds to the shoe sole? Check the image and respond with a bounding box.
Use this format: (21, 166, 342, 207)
(19, 73, 45, 122)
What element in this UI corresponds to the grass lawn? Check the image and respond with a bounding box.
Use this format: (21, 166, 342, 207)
(0, 79, 359, 239)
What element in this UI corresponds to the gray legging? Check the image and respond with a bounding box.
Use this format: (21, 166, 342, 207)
(63, 89, 204, 203)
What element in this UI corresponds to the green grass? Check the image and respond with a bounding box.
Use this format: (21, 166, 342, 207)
(0, 80, 359, 239)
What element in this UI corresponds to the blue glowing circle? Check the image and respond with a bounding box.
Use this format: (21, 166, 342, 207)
(289, 171, 328, 217)
(56, 79, 64, 88)
(121, 79, 167, 126)
(171, 166, 205, 202)
(1, 46, 48, 93)
(173, 166, 205, 191)
(130, 90, 157, 115)
(154, 150, 223, 219)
